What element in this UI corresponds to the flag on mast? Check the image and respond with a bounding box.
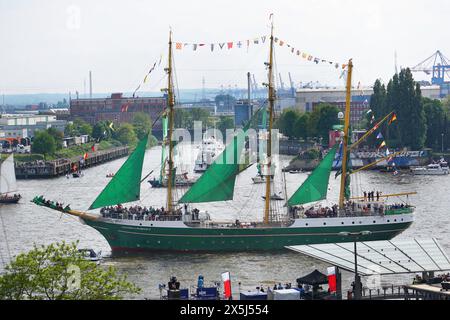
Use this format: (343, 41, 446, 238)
(388, 113, 397, 125)
(327, 267, 337, 293)
(221, 272, 232, 300)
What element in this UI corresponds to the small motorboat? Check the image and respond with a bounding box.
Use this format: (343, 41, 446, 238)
(78, 249, 102, 262)
(72, 171, 83, 178)
(411, 160, 449, 175)
(106, 173, 115, 178)
(289, 169, 302, 174)
(262, 193, 285, 201)
(0, 194, 21, 204)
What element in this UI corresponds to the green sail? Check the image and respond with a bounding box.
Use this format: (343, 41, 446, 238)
(159, 115, 168, 183)
(179, 130, 246, 203)
(89, 135, 148, 210)
(179, 106, 265, 204)
(287, 144, 338, 206)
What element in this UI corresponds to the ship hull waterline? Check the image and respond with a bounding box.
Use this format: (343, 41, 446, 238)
(83, 217, 413, 253)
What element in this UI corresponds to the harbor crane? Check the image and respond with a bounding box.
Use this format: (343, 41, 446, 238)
(411, 50, 450, 85)
(288, 72, 296, 97)
(279, 73, 285, 91)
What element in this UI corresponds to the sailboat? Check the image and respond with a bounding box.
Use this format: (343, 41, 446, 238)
(0, 154, 21, 204)
(33, 27, 415, 252)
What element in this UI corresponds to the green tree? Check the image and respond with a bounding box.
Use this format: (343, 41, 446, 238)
(132, 112, 152, 140)
(92, 121, 109, 141)
(217, 116, 234, 136)
(65, 118, 93, 137)
(46, 127, 64, 150)
(395, 69, 426, 149)
(114, 123, 137, 146)
(191, 108, 212, 129)
(278, 109, 299, 139)
(423, 98, 445, 150)
(32, 131, 56, 155)
(293, 113, 310, 141)
(0, 242, 140, 300)
(314, 103, 339, 144)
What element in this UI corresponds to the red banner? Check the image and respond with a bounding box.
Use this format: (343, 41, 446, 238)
(221, 272, 232, 299)
(327, 267, 337, 293)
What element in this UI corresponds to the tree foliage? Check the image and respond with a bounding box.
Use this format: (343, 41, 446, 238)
(276, 104, 339, 143)
(0, 242, 141, 300)
(65, 118, 93, 137)
(423, 98, 445, 150)
(217, 116, 234, 136)
(32, 130, 57, 155)
(114, 123, 138, 146)
(132, 112, 152, 140)
(368, 69, 427, 150)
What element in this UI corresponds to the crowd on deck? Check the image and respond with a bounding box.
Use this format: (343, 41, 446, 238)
(100, 204, 202, 221)
(289, 199, 412, 219)
(33, 196, 71, 212)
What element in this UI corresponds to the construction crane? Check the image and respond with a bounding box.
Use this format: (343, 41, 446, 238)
(288, 72, 296, 98)
(411, 50, 450, 85)
(252, 74, 258, 91)
(279, 73, 285, 91)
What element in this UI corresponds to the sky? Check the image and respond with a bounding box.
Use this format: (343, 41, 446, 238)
(1, 0, 450, 95)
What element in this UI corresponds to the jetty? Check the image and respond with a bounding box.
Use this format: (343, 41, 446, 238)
(15, 146, 129, 179)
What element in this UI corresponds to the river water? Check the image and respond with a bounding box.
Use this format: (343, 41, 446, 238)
(0, 145, 449, 299)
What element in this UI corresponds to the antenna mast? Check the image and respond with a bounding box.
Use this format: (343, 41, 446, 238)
(264, 19, 275, 224)
(339, 59, 353, 209)
(166, 30, 175, 213)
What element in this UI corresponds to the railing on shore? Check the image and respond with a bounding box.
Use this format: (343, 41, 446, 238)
(15, 146, 129, 179)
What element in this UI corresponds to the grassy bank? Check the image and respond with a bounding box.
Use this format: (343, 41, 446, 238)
(8, 135, 158, 163)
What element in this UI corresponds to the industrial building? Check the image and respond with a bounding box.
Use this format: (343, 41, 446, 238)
(70, 93, 166, 131)
(0, 114, 67, 139)
(295, 85, 442, 125)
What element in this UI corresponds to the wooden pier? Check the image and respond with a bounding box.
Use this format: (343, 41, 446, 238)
(15, 146, 129, 179)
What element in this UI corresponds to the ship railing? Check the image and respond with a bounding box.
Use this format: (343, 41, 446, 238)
(359, 285, 413, 300)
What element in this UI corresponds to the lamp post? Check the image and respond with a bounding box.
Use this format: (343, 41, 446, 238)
(442, 133, 444, 157)
(339, 231, 372, 300)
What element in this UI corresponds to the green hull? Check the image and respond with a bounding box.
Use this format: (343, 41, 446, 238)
(85, 219, 413, 252)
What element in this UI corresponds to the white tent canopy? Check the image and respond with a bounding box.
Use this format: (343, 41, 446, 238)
(287, 238, 450, 276)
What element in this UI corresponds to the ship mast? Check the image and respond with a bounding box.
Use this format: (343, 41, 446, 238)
(263, 21, 275, 224)
(166, 30, 175, 213)
(339, 59, 353, 209)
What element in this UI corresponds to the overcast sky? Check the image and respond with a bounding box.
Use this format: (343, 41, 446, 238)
(1, 0, 449, 95)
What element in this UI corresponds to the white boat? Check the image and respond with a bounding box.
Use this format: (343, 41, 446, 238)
(194, 135, 224, 173)
(0, 154, 21, 204)
(411, 160, 449, 175)
(78, 248, 102, 262)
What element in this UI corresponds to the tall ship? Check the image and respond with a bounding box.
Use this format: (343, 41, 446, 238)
(0, 154, 21, 204)
(34, 26, 415, 252)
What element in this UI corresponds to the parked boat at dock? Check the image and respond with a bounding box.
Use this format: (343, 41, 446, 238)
(411, 159, 449, 175)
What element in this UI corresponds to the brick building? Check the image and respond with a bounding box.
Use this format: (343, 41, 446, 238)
(312, 101, 370, 126)
(70, 93, 166, 131)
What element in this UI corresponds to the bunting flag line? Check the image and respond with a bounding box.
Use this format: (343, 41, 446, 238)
(376, 132, 384, 139)
(388, 113, 398, 125)
(378, 141, 386, 150)
(173, 34, 346, 70)
(132, 56, 164, 98)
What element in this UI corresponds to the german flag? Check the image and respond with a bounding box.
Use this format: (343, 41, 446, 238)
(388, 113, 397, 125)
